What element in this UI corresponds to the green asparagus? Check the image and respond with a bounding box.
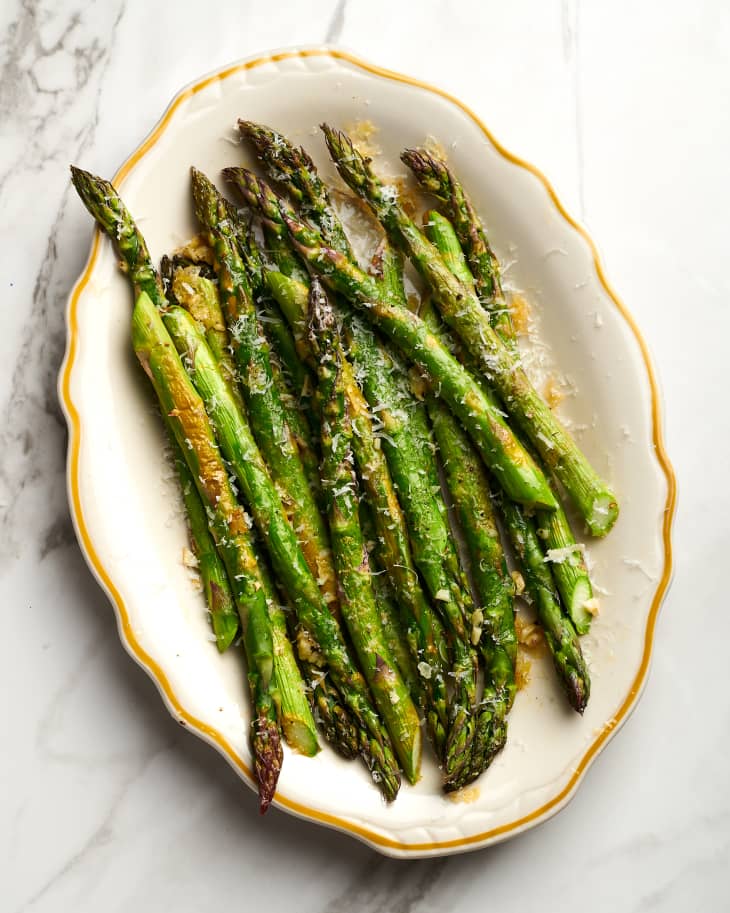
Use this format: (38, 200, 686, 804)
(226, 165, 451, 761)
(190, 169, 340, 619)
(162, 302, 401, 798)
(496, 492, 590, 712)
(322, 126, 618, 537)
(426, 212, 594, 712)
(169, 432, 239, 652)
(403, 149, 511, 337)
(310, 279, 422, 782)
(424, 210, 595, 634)
(71, 166, 285, 808)
(239, 120, 356, 260)
(279, 198, 555, 512)
(428, 398, 516, 786)
(132, 291, 283, 810)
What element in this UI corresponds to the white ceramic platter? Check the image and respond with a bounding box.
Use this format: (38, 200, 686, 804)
(59, 47, 675, 858)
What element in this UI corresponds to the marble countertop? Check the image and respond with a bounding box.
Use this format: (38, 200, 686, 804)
(2, 1, 728, 909)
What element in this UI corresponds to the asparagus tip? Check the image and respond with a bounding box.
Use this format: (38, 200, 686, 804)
(253, 714, 283, 814)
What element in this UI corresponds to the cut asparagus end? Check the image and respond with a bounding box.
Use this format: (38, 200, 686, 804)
(265, 271, 309, 328)
(568, 579, 594, 636)
(280, 717, 320, 758)
(587, 493, 619, 537)
(212, 611, 240, 653)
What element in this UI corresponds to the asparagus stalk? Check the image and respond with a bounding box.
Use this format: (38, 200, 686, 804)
(250, 549, 319, 758)
(256, 178, 557, 512)
(261, 269, 452, 732)
(169, 432, 239, 652)
(165, 261, 322, 752)
(322, 126, 618, 537)
(167, 262, 245, 411)
(425, 209, 595, 634)
(162, 303, 401, 798)
(190, 169, 340, 620)
(310, 280, 422, 782)
(227, 151, 475, 694)
(403, 149, 511, 337)
(239, 120, 356, 261)
(226, 215, 322, 508)
(263, 317, 323, 511)
(360, 502, 420, 699)
(131, 291, 283, 810)
(537, 515, 594, 635)
(428, 398, 517, 786)
(426, 213, 593, 709)
(357, 241, 483, 778)
(70, 166, 285, 807)
(227, 167, 452, 759)
(496, 492, 590, 712)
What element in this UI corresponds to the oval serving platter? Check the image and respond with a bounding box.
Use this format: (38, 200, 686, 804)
(59, 47, 676, 858)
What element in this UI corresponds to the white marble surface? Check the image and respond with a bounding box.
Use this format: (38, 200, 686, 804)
(1, 0, 728, 909)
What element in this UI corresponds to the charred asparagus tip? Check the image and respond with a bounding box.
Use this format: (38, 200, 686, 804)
(253, 715, 283, 814)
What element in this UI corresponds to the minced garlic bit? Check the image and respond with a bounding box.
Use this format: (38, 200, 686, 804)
(511, 570, 526, 596)
(417, 661, 433, 680)
(297, 628, 324, 665)
(173, 233, 215, 265)
(434, 588, 450, 601)
(543, 544, 585, 565)
(392, 177, 418, 219)
(582, 597, 601, 617)
(181, 547, 198, 569)
(515, 651, 531, 690)
(343, 119, 381, 157)
(515, 615, 544, 650)
(543, 375, 565, 409)
(509, 293, 531, 336)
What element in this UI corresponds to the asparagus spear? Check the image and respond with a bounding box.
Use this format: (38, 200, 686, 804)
(190, 169, 340, 620)
(403, 149, 511, 337)
(310, 280, 422, 782)
(227, 149, 475, 693)
(164, 261, 322, 751)
(70, 166, 286, 807)
(355, 241, 483, 779)
(266, 186, 557, 513)
(305, 662, 360, 760)
(536, 515, 594, 635)
(426, 213, 593, 709)
(167, 262, 246, 411)
(496, 492, 590, 712)
(425, 209, 595, 634)
(428, 398, 517, 786)
(131, 291, 282, 810)
(225, 216, 323, 510)
(227, 167, 452, 759)
(360, 502, 420, 698)
(249, 548, 319, 758)
(276, 270, 452, 759)
(169, 433, 239, 652)
(263, 318, 323, 509)
(322, 126, 618, 537)
(162, 302, 401, 798)
(239, 120, 356, 261)
(72, 168, 356, 774)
